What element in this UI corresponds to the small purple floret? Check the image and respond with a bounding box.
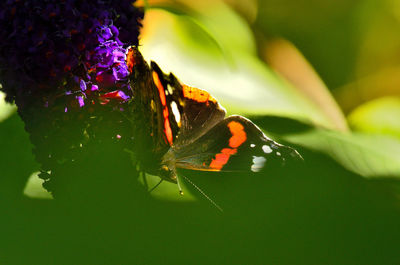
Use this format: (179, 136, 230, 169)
(113, 64, 129, 81)
(98, 26, 113, 43)
(80, 80, 87, 91)
(91, 84, 99, 91)
(112, 48, 126, 64)
(117, 91, 130, 101)
(77, 96, 85, 107)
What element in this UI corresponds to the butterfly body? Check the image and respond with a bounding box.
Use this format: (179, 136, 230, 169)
(126, 46, 301, 185)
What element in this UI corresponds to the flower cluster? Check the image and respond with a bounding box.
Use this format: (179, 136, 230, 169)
(0, 0, 144, 197)
(0, 0, 143, 110)
(66, 22, 133, 111)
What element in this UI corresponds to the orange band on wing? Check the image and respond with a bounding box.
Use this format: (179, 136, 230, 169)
(153, 71, 166, 106)
(182, 85, 216, 103)
(227, 121, 246, 148)
(153, 71, 173, 145)
(209, 121, 247, 170)
(220, 148, 238, 155)
(209, 153, 230, 170)
(164, 118, 173, 145)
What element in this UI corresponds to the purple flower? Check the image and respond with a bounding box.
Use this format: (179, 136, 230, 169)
(80, 80, 87, 92)
(0, 0, 143, 107)
(0, 0, 144, 196)
(98, 26, 114, 43)
(77, 96, 85, 107)
(113, 47, 127, 64)
(91, 84, 99, 91)
(117, 90, 130, 101)
(110, 25, 120, 39)
(113, 64, 129, 81)
(93, 41, 119, 68)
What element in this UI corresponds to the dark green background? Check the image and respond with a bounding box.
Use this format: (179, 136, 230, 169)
(2, 0, 400, 263)
(1, 113, 399, 264)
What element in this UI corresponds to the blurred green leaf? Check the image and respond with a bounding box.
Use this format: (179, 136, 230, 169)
(348, 97, 400, 139)
(262, 38, 348, 131)
(148, 1, 256, 57)
(284, 129, 400, 178)
(0, 91, 16, 122)
(255, 0, 365, 89)
(139, 173, 196, 201)
(140, 3, 340, 129)
(23, 171, 53, 199)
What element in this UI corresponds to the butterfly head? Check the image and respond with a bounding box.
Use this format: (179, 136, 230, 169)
(158, 164, 177, 184)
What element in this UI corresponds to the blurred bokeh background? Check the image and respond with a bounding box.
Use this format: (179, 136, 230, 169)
(141, 0, 400, 130)
(1, 0, 400, 264)
(136, 0, 400, 181)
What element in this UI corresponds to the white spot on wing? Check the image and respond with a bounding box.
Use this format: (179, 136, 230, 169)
(262, 145, 273, 154)
(170, 101, 181, 124)
(251, 156, 266, 172)
(167, 84, 173, 95)
(250, 144, 255, 148)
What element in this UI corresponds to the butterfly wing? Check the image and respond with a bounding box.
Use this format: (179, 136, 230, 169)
(127, 48, 169, 161)
(149, 62, 226, 147)
(171, 115, 302, 172)
(127, 48, 300, 177)
(127, 47, 227, 177)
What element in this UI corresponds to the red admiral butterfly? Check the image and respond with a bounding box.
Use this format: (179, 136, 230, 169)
(126, 46, 301, 193)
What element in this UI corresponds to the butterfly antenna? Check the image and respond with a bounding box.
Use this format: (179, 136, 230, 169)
(176, 175, 184, 195)
(181, 175, 223, 212)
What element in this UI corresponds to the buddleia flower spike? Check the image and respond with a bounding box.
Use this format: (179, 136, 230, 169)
(0, 0, 144, 198)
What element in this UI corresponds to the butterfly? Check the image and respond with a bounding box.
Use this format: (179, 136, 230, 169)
(126, 46, 302, 194)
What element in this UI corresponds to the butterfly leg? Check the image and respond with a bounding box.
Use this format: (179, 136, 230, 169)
(141, 171, 149, 191)
(148, 178, 163, 193)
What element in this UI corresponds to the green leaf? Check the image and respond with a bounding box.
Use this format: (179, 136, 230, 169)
(23, 171, 53, 199)
(0, 91, 16, 122)
(140, 3, 340, 129)
(139, 173, 196, 201)
(348, 97, 400, 139)
(284, 129, 400, 178)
